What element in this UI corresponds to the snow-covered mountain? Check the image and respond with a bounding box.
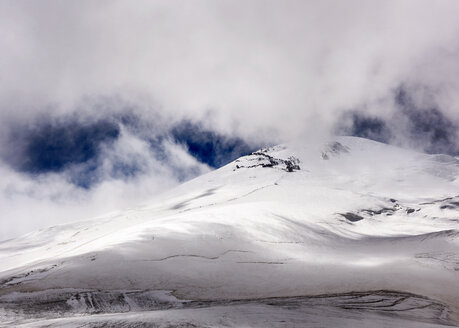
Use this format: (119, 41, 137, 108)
(1, 136, 459, 327)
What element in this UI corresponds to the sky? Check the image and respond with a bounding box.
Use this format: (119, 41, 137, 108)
(1, 0, 459, 240)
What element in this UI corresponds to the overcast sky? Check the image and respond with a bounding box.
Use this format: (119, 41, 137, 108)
(1, 0, 459, 240)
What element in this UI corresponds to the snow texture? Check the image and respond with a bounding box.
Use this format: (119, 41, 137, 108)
(1, 136, 458, 327)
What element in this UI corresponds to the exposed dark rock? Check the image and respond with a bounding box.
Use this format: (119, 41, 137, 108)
(235, 151, 300, 172)
(440, 204, 459, 210)
(2, 288, 450, 326)
(362, 208, 395, 216)
(322, 142, 350, 160)
(329, 142, 350, 154)
(341, 213, 364, 222)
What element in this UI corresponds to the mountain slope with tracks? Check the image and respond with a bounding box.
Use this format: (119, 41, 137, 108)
(1, 136, 458, 327)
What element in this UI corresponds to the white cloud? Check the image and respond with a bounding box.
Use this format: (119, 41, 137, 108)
(0, 129, 210, 240)
(1, 1, 459, 136)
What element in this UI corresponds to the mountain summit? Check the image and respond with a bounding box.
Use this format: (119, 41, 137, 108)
(1, 136, 459, 327)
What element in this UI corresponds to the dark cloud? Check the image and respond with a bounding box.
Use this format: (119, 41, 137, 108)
(394, 87, 459, 156)
(171, 121, 257, 168)
(19, 120, 120, 174)
(0, 110, 256, 189)
(337, 86, 459, 156)
(339, 112, 392, 144)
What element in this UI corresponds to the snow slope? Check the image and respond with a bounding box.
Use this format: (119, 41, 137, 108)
(1, 136, 459, 327)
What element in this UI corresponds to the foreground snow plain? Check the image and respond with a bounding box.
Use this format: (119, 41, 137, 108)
(1, 136, 458, 327)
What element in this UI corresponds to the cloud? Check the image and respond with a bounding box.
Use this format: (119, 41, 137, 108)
(6, 118, 120, 175)
(338, 112, 392, 144)
(171, 120, 257, 168)
(0, 125, 212, 240)
(0, 103, 258, 240)
(1, 1, 458, 137)
(1, 0, 459, 239)
(336, 86, 459, 156)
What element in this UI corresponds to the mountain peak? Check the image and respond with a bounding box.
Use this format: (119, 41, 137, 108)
(1, 136, 458, 327)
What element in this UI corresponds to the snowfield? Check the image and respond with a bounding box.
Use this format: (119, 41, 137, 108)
(1, 136, 458, 327)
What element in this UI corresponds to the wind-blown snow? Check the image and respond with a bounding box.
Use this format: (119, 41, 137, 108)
(0, 136, 458, 327)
